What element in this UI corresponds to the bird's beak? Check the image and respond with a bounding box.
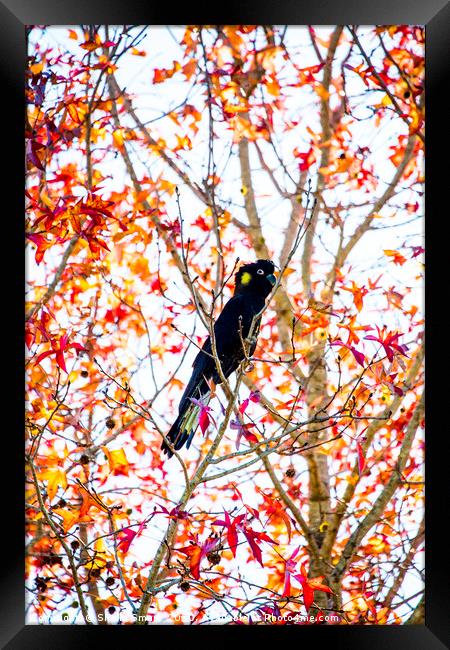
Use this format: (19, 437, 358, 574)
(267, 273, 276, 287)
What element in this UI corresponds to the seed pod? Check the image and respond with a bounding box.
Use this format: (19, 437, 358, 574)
(206, 551, 221, 566)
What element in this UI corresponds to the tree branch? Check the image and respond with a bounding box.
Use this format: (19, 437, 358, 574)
(333, 389, 424, 579)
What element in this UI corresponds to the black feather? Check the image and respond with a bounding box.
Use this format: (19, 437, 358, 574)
(161, 259, 275, 457)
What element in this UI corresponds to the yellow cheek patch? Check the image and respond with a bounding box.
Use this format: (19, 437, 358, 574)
(241, 271, 252, 285)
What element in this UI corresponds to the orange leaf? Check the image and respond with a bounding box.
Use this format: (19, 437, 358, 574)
(52, 507, 79, 533)
(384, 249, 407, 266)
(102, 446, 130, 476)
(77, 479, 111, 515)
(38, 468, 67, 501)
(30, 61, 44, 75)
(182, 59, 197, 79)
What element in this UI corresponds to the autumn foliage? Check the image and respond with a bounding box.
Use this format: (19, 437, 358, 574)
(25, 25, 424, 625)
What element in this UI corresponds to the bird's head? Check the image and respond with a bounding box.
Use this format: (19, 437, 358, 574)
(234, 259, 277, 298)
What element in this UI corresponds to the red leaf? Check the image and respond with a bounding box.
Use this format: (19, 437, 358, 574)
(188, 546, 203, 580)
(117, 527, 137, 553)
(242, 526, 276, 567)
(257, 488, 293, 542)
(26, 233, 51, 265)
(242, 528, 263, 566)
(177, 535, 219, 580)
(34, 349, 54, 365)
(199, 408, 210, 436)
(239, 397, 250, 415)
(282, 546, 301, 597)
(55, 349, 68, 373)
(292, 564, 333, 611)
(27, 140, 45, 171)
(302, 583, 314, 611)
(357, 442, 366, 474)
(230, 419, 259, 449)
(330, 340, 366, 367)
(350, 346, 366, 368)
(212, 510, 243, 557)
(34, 334, 85, 373)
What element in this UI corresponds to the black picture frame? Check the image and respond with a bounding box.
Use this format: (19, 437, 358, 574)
(5, 1, 449, 647)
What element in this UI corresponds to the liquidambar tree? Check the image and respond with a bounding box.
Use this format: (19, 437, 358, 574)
(25, 25, 424, 625)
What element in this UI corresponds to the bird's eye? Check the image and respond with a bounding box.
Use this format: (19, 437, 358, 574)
(257, 269, 264, 275)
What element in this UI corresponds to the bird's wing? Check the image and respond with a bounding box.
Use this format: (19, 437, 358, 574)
(180, 295, 255, 393)
(174, 297, 247, 414)
(212, 294, 255, 356)
(210, 294, 261, 382)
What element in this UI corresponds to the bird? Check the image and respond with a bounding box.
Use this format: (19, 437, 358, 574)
(161, 259, 276, 457)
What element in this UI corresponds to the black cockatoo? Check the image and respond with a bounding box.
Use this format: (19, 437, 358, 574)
(161, 259, 276, 457)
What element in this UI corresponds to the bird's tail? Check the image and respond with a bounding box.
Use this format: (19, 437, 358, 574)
(161, 365, 211, 457)
(161, 391, 211, 457)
